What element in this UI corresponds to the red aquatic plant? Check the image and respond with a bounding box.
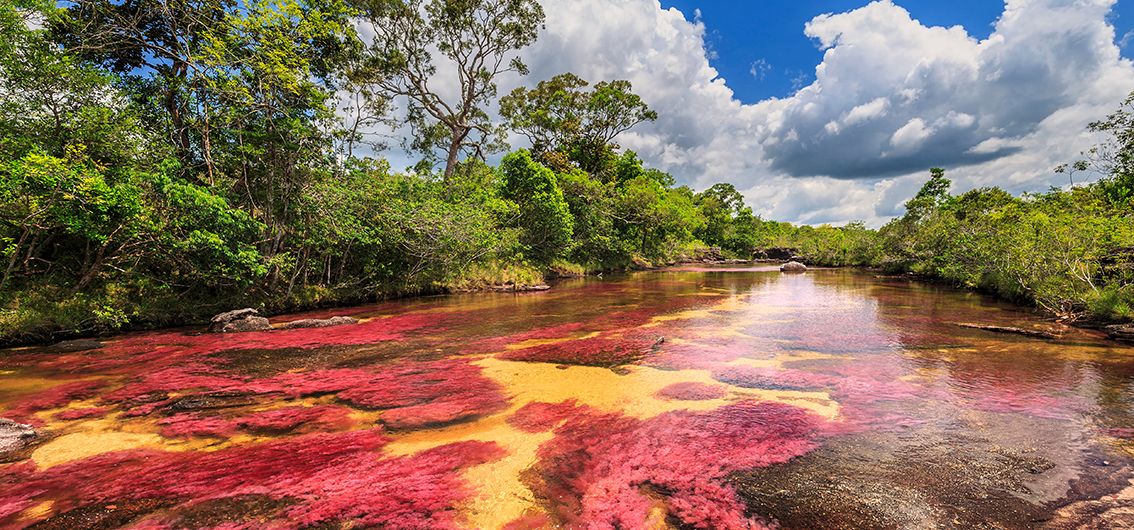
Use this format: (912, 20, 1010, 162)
(517, 400, 823, 529)
(509, 400, 583, 432)
(498, 333, 661, 367)
(51, 407, 110, 421)
(86, 357, 508, 431)
(654, 382, 728, 401)
(234, 405, 354, 434)
(0, 429, 505, 529)
(3, 379, 108, 425)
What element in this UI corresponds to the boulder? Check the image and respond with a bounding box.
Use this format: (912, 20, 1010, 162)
(0, 419, 38, 460)
(780, 261, 808, 273)
(216, 316, 272, 333)
(209, 308, 271, 333)
(1106, 324, 1134, 344)
(278, 316, 360, 330)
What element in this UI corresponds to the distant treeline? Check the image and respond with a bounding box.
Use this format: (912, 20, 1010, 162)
(1, 0, 1131, 344)
(775, 157, 1134, 324)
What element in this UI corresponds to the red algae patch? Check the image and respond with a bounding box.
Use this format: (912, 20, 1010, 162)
(518, 400, 825, 529)
(0, 429, 506, 529)
(3, 379, 108, 426)
(51, 406, 110, 421)
(497, 334, 660, 367)
(157, 405, 357, 439)
(655, 382, 729, 401)
(83, 357, 509, 432)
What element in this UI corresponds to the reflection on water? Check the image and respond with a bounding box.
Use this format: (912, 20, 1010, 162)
(2, 267, 1134, 529)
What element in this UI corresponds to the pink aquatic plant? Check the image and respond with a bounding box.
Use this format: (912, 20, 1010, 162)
(3, 379, 108, 425)
(51, 406, 110, 421)
(88, 357, 507, 431)
(0, 429, 505, 529)
(512, 400, 823, 529)
(655, 382, 728, 401)
(498, 334, 659, 366)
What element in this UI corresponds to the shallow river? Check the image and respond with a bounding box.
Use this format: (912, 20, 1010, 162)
(2, 266, 1134, 529)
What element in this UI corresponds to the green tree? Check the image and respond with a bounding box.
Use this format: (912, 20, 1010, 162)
(500, 73, 657, 168)
(497, 150, 573, 264)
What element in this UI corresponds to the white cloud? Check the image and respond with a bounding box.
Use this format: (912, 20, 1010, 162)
(889, 118, 932, 153)
(361, 0, 1134, 226)
(749, 58, 772, 80)
(535, 0, 1134, 224)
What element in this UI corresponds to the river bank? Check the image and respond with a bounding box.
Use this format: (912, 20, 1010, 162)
(2, 259, 1134, 349)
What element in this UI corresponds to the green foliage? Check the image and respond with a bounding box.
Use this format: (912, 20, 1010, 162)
(500, 72, 657, 168)
(498, 150, 574, 265)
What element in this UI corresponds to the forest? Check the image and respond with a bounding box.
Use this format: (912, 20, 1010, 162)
(1, 0, 1132, 344)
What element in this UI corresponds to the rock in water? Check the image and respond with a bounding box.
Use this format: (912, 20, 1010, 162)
(955, 322, 1061, 340)
(0, 419, 38, 460)
(1106, 324, 1134, 344)
(209, 308, 271, 333)
(218, 316, 272, 333)
(780, 261, 808, 273)
(42, 339, 104, 353)
(278, 316, 360, 330)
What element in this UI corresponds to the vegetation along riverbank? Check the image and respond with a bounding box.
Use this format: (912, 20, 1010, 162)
(1, 0, 1132, 346)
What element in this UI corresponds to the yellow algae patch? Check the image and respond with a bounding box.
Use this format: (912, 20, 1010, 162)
(30, 417, 217, 468)
(0, 375, 98, 403)
(19, 501, 54, 521)
(476, 357, 838, 421)
(34, 430, 170, 468)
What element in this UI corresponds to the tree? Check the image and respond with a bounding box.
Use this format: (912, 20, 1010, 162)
(356, 0, 544, 181)
(52, 0, 354, 178)
(497, 150, 573, 264)
(1085, 91, 1134, 207)
(500, 72, 657, 172)
(903, 167, 951, 222)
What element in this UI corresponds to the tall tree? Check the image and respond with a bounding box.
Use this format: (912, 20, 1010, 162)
(499, 72, 657, 172)
(356, 0, 544, 181)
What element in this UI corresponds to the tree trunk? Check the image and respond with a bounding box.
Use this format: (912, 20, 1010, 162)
(443, 135, 462, 183)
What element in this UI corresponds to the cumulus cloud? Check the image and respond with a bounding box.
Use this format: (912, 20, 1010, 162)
(760, 0, 1134, 180)
(507, 0, 1134, 225)
(361, 0, 1134, 225)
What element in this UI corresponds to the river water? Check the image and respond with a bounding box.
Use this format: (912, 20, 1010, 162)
(2, 266, 1134, 529)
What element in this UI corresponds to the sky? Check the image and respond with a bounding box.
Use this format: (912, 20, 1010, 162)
(373, 0, 1134, 226)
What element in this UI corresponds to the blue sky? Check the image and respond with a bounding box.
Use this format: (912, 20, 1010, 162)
(661, 1, 1134, 103)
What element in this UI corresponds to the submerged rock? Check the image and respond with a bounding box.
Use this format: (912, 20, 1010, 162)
(780, 261, 808, 273)
(1105, 324, 1134, 344)
(42, 339, 104, 353)
(0, 419, 38, 460)
(955, 322, 1061, 340)
(209, 308, 271, 333)
(278, 316, 360, 330)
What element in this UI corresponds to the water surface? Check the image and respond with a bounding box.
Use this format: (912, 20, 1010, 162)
(2, 267, 1134, 529)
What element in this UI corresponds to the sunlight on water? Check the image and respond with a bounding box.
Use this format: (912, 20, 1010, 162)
(2, 267, 1134, 529)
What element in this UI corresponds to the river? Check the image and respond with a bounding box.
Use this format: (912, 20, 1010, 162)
(2, 266, 1133, 529)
